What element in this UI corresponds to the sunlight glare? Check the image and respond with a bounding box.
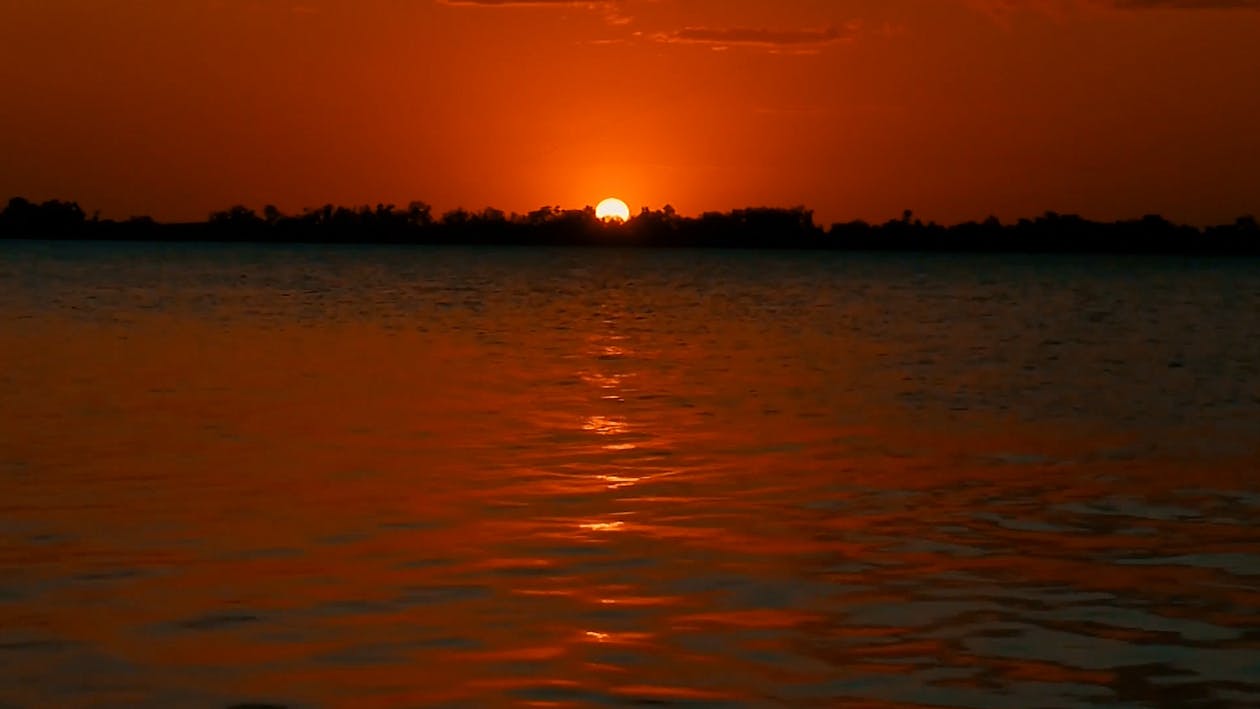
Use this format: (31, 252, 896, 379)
(596, 197, 631, 222)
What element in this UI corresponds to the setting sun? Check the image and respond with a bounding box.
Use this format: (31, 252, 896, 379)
(596, 198, 630, 223)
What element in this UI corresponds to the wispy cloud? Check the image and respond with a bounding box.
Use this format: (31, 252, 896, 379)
(439, 0, 606, 6)
(651, 22, 859, 53)
(1113, 0, 1260, 7)
(965, 0, 1260, 17)
(437, 0, 631, 25)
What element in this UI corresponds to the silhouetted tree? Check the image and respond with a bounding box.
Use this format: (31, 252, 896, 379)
(208, 205, 265, 240)
(441, 208, 472, 227)
(4, 194, 1260, 253)
(406, 201, 433, 228)
(0, 197, 86, 236)
(263, 204, 283, 226)
(210, 205, 262, 227)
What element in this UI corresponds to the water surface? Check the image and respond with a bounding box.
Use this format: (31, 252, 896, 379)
(2, 243, 1259, 707)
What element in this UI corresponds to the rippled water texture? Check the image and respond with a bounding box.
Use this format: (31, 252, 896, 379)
(2, 242, 1259, 708)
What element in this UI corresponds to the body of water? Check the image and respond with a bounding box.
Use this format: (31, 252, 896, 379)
(2, 242, 1259, 707)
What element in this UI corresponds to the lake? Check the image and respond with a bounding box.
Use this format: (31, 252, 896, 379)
(1, 242, 1259, 708)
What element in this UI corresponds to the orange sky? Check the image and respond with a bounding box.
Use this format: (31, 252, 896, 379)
(1, 0, 1258, 225)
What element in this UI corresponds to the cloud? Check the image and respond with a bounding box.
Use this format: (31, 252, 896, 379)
(966, 0, 1260, 15)
(651, 23, 859, 53)
(1112, 0, 1260, 7)
(437, 0, 631, 25)
(439, 0, 606, 5)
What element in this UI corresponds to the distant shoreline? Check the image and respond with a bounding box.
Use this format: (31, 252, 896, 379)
(3, 198, 1257, 255)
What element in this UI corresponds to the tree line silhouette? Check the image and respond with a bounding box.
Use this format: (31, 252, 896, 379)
(2, 196, 1258, 254)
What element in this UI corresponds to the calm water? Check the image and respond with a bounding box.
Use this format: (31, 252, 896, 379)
(2, 242, 1259, 708)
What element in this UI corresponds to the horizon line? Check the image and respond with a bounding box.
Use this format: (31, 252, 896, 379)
(3, 195, 1258, 231)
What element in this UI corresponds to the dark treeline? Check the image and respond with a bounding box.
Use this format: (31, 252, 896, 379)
(2, 196, 1258, 254)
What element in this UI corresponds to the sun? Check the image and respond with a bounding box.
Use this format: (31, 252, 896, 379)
(596, 197, 630, 223)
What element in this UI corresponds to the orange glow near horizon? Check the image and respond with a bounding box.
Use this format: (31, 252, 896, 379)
(0, 2, 1258, 225)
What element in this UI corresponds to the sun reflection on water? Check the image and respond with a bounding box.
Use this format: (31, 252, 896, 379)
(578, 520, 626, 533)
(599, 474, 641, 490)
(581, 372, 633, 390)
(582, 415, 629, 436)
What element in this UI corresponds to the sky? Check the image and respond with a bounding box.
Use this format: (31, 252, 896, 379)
(1, 0, 1258, 226)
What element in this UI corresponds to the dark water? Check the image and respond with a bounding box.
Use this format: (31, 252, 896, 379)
(2, 242, 1259, 708)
